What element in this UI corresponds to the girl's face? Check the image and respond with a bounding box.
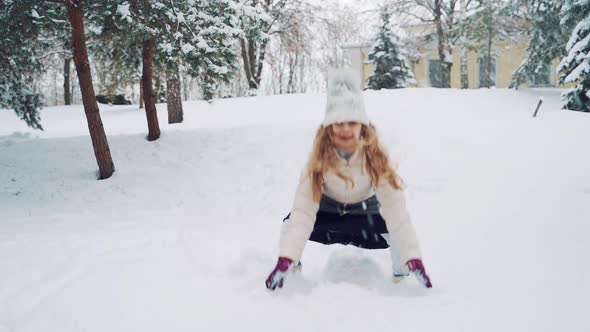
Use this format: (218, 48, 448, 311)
(331, 122, 362, 151)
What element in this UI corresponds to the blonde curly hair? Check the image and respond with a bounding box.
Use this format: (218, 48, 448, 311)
(306, 123, 404, 202)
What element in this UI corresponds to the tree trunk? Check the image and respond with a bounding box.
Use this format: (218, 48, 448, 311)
(240, 38, 254, 89)
(154, 73, 162, 103)
(53, 67, 58, 105)
(141, 37, 161, 141)
(64, 57, 72, 105)
(255, 39, 268, 88)
(241, 39, 260, 90)
(287, 52, 298, 94)
(66, 0, 114, 179)
(434, 0, 451, 88)
(131, 82, 135, 104)
(486, 34, 493, 88)
(139, 79, 144, 109)
(241, 37, 266, 90)
(183, 75, 190, 101)
(71, 69, 77, 104)
(166, 67, 183, 124)
(248, 38, 257, 88)
(460, 47, 468, 88)
(459, 0, 468, 89)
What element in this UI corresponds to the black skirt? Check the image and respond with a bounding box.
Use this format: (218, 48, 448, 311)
(283, 210, 390, 249)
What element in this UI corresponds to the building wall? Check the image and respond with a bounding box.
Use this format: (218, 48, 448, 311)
(416, 40, 535, 89)
(349, 39, 567, 89)
(362, 51, 376, 87)
(496, 41, 527, 88)
(412, 50, 430, 87)
(448, 47, 480, 88)
(349, 48, 364, 88)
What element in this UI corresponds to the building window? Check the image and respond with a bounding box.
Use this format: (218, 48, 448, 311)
(531, 62, 552, 86)
(428, 59, 449, 88)
(478, 55, 496, 88)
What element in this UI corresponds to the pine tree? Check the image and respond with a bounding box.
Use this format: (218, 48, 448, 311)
(87, 1, 142, 102)
(157, 0, 269, 100)
(510, 1, 566, 88)
(105, 0, 267, 101)
(239, 0, 292, 93)
(1, 0, 115, 179)
(159, 0, 241, 100)
(558, 0, 590, 112)
(40, 6, 73, 105)
(65, 0, 115, 178)
(0, 1, 50, 129)
(367, 5, 415, 90)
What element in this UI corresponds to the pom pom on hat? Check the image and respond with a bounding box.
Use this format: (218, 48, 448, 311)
(323, 68, 370, 126)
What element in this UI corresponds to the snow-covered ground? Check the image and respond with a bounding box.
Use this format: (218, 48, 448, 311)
(1, 88, 589, 332)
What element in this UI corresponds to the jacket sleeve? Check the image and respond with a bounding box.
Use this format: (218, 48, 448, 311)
(278, 169, 320, 262)
(375, 181, 422, 263)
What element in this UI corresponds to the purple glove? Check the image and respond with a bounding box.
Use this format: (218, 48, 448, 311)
(265, 257, 294, 290)
(407, 259, 432, 288)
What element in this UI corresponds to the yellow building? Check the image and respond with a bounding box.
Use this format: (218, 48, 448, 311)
(343, 26, 562, 90)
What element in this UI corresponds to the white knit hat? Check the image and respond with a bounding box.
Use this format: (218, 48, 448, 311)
(323, 68, 370, 126)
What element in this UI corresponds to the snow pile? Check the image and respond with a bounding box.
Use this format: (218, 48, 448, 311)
(1, 88, 589, 332)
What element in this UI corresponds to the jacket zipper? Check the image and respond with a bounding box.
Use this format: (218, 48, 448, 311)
(343, 158, 350, 212)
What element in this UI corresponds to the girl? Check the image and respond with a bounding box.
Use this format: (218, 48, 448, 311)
(265, 69, 432, 290)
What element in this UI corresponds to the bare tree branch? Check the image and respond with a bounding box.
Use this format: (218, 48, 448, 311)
(404, 11, 435, 23)
(415, 0, 435, 13)
(264, 0, 289, 33)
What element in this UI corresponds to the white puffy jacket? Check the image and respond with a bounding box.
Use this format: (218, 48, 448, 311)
(279, 147, 422, 263)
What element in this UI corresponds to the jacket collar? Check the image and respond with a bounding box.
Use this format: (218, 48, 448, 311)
(334, 145, 363, 165)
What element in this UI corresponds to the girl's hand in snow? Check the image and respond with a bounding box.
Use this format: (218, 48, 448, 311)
(407, 259, 432, 288)
(265, 257, 295, 290)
